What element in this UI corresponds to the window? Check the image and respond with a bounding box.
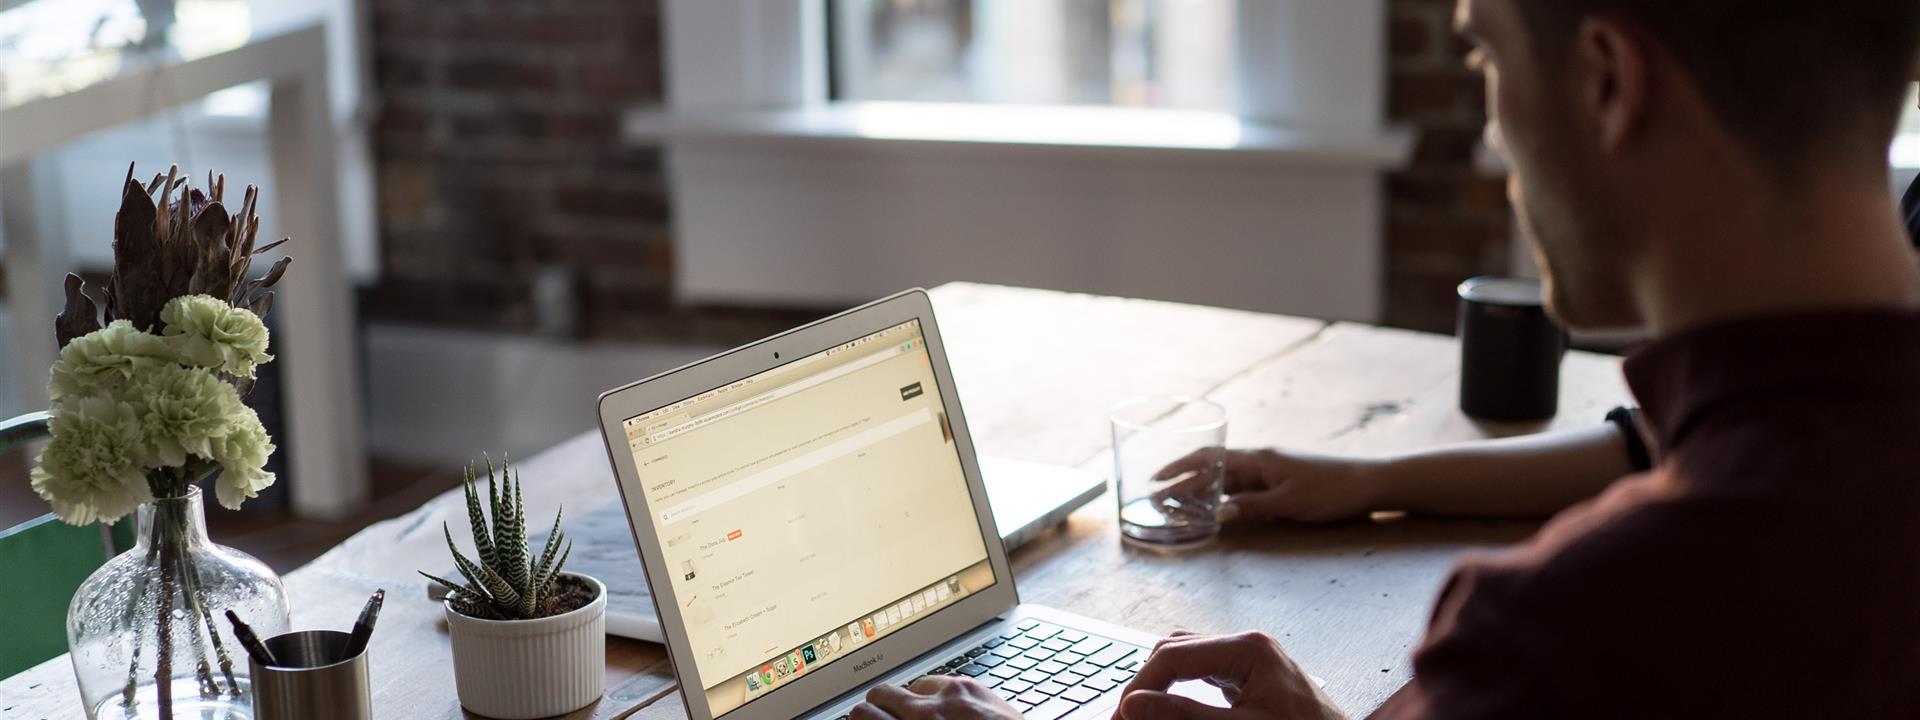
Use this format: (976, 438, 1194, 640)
(830, 0, 1237, 111)
(1904, 86, 1919, 134)
(0, 0, 256, 108)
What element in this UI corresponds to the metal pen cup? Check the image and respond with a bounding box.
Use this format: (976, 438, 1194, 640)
(249, 630, 372, 720)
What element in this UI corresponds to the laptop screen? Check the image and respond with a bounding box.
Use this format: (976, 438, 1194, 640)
(621, 319, 996, 716)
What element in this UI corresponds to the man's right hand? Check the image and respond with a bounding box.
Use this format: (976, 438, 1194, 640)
(1112, 631, 1345, 720)
(1154, 449, 1386, 524)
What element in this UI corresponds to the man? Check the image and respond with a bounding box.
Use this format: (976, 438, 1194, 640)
(1153, 66, 1920, 536)
(1129, 63, 1920, 538)
(851, 0, 1920, 718)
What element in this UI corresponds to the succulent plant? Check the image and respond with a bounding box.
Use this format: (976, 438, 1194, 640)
(421, 456, 574, 620)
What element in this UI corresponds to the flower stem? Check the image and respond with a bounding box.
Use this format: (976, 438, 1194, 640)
(181, 561, 221, 698)
(160, 499, 222, 698)
(155, 518, 176, 716)
(120, 541, 158, 709)
(180, 546, 241, 696)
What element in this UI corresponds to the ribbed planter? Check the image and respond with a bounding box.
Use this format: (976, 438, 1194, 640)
(444, 573, 606, 719)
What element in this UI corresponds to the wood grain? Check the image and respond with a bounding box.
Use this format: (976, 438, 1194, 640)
(0, 283, 1634, 720)
(932, 283, 1327, 467)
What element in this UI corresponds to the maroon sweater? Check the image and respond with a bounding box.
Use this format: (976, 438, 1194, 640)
(1376, 310, 1920, 719)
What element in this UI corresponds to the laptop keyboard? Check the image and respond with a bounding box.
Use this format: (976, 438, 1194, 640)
(832, 620, 1146, 720)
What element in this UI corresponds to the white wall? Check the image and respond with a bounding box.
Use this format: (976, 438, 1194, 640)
(673, 140, 1383, 321)
(362, 326, 717, 465)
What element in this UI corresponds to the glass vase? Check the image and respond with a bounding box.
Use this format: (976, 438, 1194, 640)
(66, 486, 290, 719)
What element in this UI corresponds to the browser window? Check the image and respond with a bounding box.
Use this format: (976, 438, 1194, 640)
(623, 320, 995, 716)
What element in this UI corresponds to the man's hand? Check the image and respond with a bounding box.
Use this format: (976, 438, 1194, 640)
(851, 676, 1023, 720)
(1154, 449, 1385, 524)
(1113, 631, 1345, 720)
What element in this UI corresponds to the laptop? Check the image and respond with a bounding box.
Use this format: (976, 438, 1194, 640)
(422, 457, 1103, 643)
(597, 289, 1218, 720)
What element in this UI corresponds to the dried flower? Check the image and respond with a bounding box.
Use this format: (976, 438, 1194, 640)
(36, 166, 294, 526)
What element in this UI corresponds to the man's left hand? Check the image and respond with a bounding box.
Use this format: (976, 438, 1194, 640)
(850, 676, 1023, 720)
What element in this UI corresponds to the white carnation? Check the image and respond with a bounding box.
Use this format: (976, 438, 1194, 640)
(48, 320, 178, 402)
(30, 396, 154, 524)
(125, 364, 245, 468)
(209, 407, 276, 510)
(160, 295, 273, 378)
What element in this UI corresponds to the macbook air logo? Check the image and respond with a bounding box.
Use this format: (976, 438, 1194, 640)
(852, 655, 884, 673)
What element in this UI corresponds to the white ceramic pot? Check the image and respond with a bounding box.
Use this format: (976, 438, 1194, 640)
(445, 572, 607, 719)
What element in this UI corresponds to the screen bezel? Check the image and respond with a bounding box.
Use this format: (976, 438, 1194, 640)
(595, 289, 1018, 720)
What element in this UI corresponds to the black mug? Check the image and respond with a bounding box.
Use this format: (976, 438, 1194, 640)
(1457, 276, 1566, 421)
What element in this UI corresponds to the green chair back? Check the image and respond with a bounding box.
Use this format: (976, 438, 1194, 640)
(0, 412, 131, 677)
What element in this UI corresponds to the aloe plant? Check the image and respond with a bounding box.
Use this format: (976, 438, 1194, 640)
(420, 456, 573, 620)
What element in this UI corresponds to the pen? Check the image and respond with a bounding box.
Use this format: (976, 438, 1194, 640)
(225, 610, 279, 667)
(345, 589, 385, 658)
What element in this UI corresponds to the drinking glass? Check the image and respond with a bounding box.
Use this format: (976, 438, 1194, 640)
(1109, 396, 1227, 548)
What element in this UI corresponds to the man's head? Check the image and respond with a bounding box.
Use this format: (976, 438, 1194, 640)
(1457, 0, 1920, 330)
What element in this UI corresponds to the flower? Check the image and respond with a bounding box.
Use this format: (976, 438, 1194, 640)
(208, 407, 276, 510)
(125, 364, 245, 468)
(48, 320, 180, 401)
(159, 295, 272, 377)
(37, 294, 282, 518)
(30, 396, 154, 524)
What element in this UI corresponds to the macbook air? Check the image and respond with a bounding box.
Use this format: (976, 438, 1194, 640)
(596, 289, 1213, 720)
(423, 458, 1103, 643)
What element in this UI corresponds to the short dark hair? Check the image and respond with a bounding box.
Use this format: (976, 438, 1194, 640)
(1512, 1, 1920, 169)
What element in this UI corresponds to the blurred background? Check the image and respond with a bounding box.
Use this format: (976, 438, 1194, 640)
(3, 0, 1917, 569)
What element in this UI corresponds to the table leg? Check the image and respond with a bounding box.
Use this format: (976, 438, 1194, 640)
(268, 55, 369, 520)
(3, 159, 63, 414)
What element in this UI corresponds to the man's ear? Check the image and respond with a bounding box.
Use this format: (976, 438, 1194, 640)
(1573, 18, 1649, 155)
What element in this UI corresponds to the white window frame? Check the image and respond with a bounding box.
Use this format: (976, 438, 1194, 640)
(659, 0, 1394, 138)
(643, 0, 1410, 322)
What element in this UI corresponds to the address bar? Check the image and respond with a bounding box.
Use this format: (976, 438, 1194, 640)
(645, 343, 910, 445)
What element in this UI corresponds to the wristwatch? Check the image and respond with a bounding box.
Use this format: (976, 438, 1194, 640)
(1604, 406, 1653, 472)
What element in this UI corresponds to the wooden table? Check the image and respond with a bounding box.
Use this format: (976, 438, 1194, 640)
(0, 283, 1633, 719)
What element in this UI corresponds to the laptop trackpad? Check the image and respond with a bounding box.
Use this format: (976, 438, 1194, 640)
(1168, 680, 1230, 708)
(1159, 675, 1324, 709)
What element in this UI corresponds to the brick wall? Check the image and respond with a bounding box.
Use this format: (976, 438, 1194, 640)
(1384, 0, 1515, 333)
(369, 0, 717, 339)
